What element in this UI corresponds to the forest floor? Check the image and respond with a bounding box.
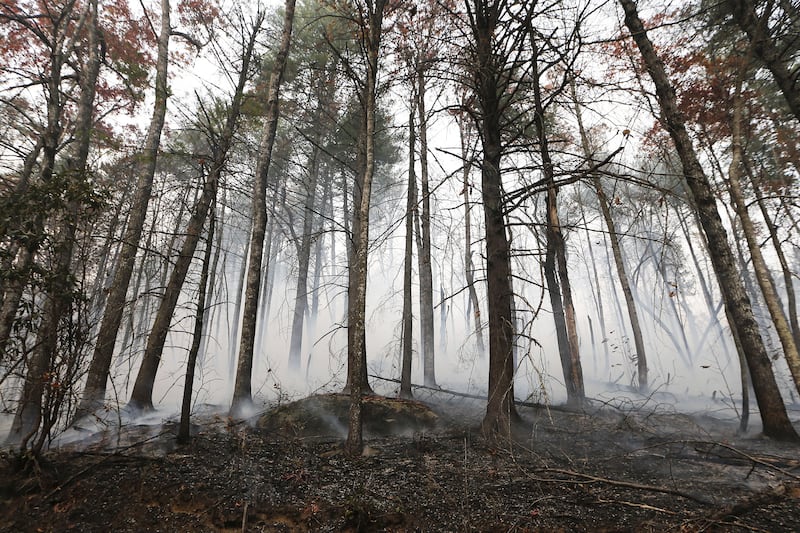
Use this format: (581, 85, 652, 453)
(2, 389, 800, 532)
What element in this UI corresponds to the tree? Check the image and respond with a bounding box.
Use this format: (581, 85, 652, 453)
(619, 0, 798, 441)
(572, 81, 649, 392)
(6, 0, 104, 448)
(463, 0, 519, 437)
(345, 0, 387, 457)
(723, 0, 800, 123)
(230, 0, 297, 417)
(77, 0, 174, 416)
(400, 105, 416, 400)
(128, 10, 262, 411)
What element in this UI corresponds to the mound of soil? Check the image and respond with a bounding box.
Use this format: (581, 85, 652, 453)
(1, 392, 800, 532)
(256, 393, 439, 438)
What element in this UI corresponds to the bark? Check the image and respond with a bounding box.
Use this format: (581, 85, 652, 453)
(415, 64, 436, 387)
(77, 0, 172, 416)
(400, 107, 416, 400)
(529, 32, 584, 405)
(572, 83, 648, 391)
(346, 0, 386, 457)
(230, 0, 296, 417)
(178, 209, 215, 445)
(726, 74, 800, 396)
(620, 0, 797, 441)
(457, 113, 485, 355)
(128, 20, 259, 411)
(467, 2, 518, 438)
(725, 0, 800, 123)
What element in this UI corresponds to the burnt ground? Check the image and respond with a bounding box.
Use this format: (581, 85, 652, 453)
(1, 390, 800, 532)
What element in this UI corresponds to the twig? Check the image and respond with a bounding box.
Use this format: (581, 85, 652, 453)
(528, 468, 712, 506)
(691, 441, 800, 481)
(595, 497, 676, 515)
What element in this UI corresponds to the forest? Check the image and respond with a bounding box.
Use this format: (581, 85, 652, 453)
(1, 0, 800, 529)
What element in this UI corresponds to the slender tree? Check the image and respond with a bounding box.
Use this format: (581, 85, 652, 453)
(464, 0, 519, 437)
(77, 0, 173, 416)
(619, 0, 797, 441)
(129, 11, 262, 411)
(230, 0, 297, 416)
(345, 0, 387, 457)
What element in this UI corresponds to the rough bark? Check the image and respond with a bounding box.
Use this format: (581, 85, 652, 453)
(346, 0, 386, 457)
(230, 0, 296, 417)
(77, 0, 172, 416)
(467, 1, 518, 438)
(620, 0, 797, 441)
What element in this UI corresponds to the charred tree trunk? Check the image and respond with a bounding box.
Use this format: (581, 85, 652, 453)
(620, 0, 798, 441)
(400, 107, 416, 400)
(467, 1, 518, 438)
(230, 0, 296, 417)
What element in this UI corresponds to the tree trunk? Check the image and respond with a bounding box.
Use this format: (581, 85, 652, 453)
(230, 0, 296, 417)
(129, 18, 259, 411)
(289, 65, 332, 369)
(8, 0, 101, 446)
(726, 73, 800, 396)
(178, 208, 215, 445)
(415, 64, 436, 387)
(345, 0, 386, 457)
(750, 168, 800, 348)
(456, 112, 485, 355)
(468, 2, 518, 438)
(620, 0, 798, 441)
(572, 82, 648, 391)
(529, 32, 584, 405)
(77, 0, 172, 416)
(400, 107, 416, 400)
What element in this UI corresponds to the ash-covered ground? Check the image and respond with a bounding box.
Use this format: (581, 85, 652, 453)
(2, 390, 799, 532)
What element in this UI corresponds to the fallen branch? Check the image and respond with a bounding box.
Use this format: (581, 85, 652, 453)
(368, 374, 574, 412)
(528, 467, 712, 506)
